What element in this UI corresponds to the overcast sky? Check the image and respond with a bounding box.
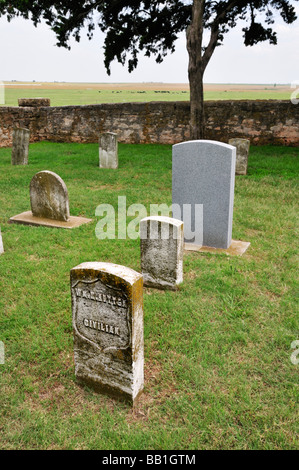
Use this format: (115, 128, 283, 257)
(0, 6, 298, 84)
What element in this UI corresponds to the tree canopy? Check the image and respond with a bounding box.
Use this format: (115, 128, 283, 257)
(1, 1, 297, 72)
(1, 1, 298, 138)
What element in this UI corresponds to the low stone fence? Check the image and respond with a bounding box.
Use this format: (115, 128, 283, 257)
(0, 100, 298, 148)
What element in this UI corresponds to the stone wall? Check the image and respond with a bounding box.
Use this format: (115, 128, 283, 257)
(0, 100, 298, 148)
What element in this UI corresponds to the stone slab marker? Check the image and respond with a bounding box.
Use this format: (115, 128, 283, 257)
(0, 227, 4, 255)
(229, 138, 250, 175)
(9, 170, 92, 229)
(71, 262, 144, 404)
(172, 140, 236, 249)
(140, 216, 184, 290)
(99, 132, 118, 169)
(11, 127, 30, 165)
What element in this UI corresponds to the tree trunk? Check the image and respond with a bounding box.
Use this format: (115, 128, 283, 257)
(187, 0, 205, 140)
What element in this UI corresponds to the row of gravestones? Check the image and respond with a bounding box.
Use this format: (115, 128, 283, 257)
(11, 127, 250, 176)
(1, 169, 184, 404)
(2, 135, 251, 405)
(71, 217, 183, 404)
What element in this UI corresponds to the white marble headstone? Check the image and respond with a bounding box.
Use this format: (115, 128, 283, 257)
(99, 132, 118, 169)
(140, 216, 184, 290)
(11, 127, 30, 166)
(229, 138, 250, 175)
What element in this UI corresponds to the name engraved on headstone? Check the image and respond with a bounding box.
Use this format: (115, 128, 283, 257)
(72, 278, 130, 353)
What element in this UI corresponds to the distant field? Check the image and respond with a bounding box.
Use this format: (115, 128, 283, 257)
(0, 82, 292, 107)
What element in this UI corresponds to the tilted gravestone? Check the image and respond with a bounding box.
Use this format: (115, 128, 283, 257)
(30, 170, 70, 221)
(71, 262, 144, 404)
(0, 227, 4, 255)
(172, 140, 236, 250)
(140, 216, 184, 290)
(9, 170, 92, 229)
(99, 132, 118, 169)
(11, 128, 30, 166)
(229, 138, 250, 175)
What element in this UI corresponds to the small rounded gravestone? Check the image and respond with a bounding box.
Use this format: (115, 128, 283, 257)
(30, 170, 70, 222)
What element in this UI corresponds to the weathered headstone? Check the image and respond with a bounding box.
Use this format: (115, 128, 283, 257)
(71, 262, 144, 404)
(30, 170, 70, 221)
(140, 216, 184, 290)
(229, 138, 250, 175)
(9, 170, 92, 229)
(11, 127, 30, 166)
(99, 132, 118, 169)
(172, 140, 236, 249)
(0, 227, 4, 255)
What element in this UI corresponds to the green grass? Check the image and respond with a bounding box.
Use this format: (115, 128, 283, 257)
(0, 142, 298, 450)
(1, 87, 291, 107)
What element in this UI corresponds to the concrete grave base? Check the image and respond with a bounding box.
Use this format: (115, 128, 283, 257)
(9, 211, 92, 229)
(142, 278, 179, 291)
(185, 239, 250, 256)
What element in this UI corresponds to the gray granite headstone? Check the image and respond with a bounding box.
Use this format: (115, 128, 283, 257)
(172, 140, 236, 249)
(140, 216, 184, 290)
(0, 227, 4, 255)
(30, 171, 70, 222)
(229, 138, 250, 175)
(71, 262, 144, 404)
(99, 132, 118, 169)
(11, 128, 30, 165)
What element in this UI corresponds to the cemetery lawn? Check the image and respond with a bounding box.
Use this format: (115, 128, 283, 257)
(0, 142, 298, 450)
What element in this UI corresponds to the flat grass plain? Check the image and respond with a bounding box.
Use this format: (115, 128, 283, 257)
(1, 81, 292, 106)
(0, 141, 298, 450)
